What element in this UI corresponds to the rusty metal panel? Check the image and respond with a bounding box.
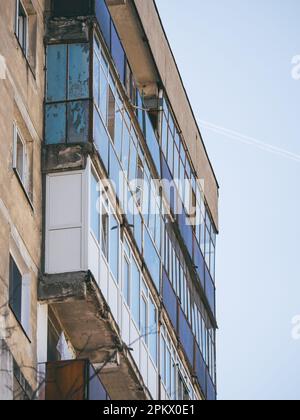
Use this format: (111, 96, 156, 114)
(45, 103, 67, 144)
(45, 360, 86, 400)
(46, 45, 67, 102)
(67, 100, 89, 143)
(68, 43, 90, 100)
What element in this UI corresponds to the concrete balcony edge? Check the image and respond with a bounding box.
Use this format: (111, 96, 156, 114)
(38, 270, 152, 400)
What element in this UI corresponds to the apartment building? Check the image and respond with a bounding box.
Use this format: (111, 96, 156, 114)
(0, 0, 219, 401)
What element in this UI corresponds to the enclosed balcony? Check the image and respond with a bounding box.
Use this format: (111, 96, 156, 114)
(40, 158, 159, 399)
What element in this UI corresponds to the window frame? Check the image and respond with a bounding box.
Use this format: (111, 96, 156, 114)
(9, 255, 23, 325)
(13, 124, 29, 194)
(123, 253, 131, 308)
(101, 204, 109, 261)
(90, 170, 100, 244)
(8, 254, 31, 341)
(15, 0, 28, 56)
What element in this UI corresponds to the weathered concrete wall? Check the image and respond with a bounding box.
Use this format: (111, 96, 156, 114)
(0, 0, 45, 395)
(108, 0, 219, 228)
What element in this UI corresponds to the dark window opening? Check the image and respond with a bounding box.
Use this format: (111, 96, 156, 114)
(16, 1, 28, 54)
(148, 111, 159, 133)
(47, 318, 61, 363)
(9, 256, 22, 324)
(13, 360, 33, 400)
(101, 209, 109, 260)
(52, 0, 93, 17)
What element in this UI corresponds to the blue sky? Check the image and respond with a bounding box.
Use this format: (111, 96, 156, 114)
(156, 0, 300, 400)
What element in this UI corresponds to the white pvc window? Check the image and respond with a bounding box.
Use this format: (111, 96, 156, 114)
(160, 325, 193, 400)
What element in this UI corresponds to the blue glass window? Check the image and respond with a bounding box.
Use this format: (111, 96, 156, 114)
(195, 344, 207, 395)
(129, 141, 137, 182)
(205, 266, 215, 315)
(161, 115, 168, 157)
(179, 308, 194, 368)
(166, 348, 171, 395)
(99, 66, 108, 121)
(122, 123, 130, 174)
(141, 296, 147, 343)
(149, 299, 158, 365)
(94, 108, 109, 171)
(114, 108, 123, 159)
(110, 215, 119, 282)
(134, 210, 143, 253)
(111, 23, 126, 84)
(136, 91, 144, 130)
(126, 189, 134, 229)
(95, 0, 111, 50)
(167, 128, 174, 172)
(162, 270, 177, 331)
(145, 113, 161, 176)
(131, 260, 140, 327)
(109, 146, 121, 198)
(160, 335, 166, 382)
(173, 145, 179, 181)
(123, 256, 130, 307)
(144, 229, 160, 292)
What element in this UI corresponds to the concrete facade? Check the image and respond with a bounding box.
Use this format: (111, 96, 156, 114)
(0, 0, 45, 398)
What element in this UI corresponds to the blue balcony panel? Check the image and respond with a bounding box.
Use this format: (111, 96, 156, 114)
(67, 100, 89, 143)
(195, 345, 207, 398)
(205, 265, 216, 316)
(193, 239, 205, 290)
(95, 0, 111, 49)
(45, 103, 67, 144)
(162, 269, 178, 331)
(206, 369, 217, 401)
(177, 211, 193, 259)
(179, 308, 194, 369)
(46, 44, 67, 102)
(111, 23, 126, 85)
(144, 229, 160, 292)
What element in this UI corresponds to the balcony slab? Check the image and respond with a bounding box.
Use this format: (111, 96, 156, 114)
(39, 270, 151, 400)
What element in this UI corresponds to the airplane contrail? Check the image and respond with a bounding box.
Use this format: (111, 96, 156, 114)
(199, 120, 300, 163)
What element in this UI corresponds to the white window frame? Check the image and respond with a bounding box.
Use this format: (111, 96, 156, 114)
(13, 124, 28, 192)
(15, 0, 28, 56)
